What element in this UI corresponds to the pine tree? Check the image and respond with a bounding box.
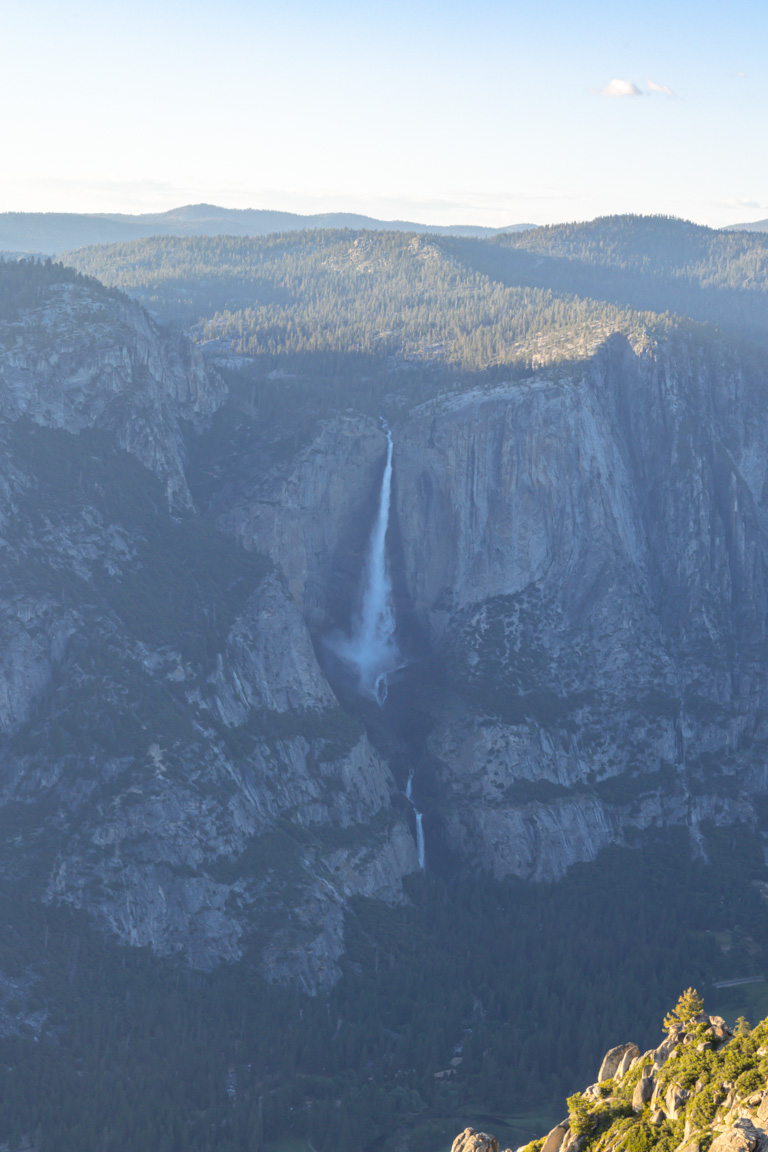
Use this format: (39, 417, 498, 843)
(663, 988, 705, 1031)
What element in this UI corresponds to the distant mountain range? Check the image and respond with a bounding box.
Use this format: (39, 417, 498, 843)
(724, 218, 768, 232)
(0, 202, 536, 254)
(5, 204, 768, 254)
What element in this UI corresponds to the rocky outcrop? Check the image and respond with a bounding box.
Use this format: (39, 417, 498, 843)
(598, 1043, 639, 1082)
(207, 572, 337, 719)
(709, 1120, 762, 1152)
(633, 1068, 655, 1111)
(499, 1004, 760, 1152)
(0, 280, 224, 504)
(617, 1045, 640, 1079)
(451, 1130, 504, 1152)
(541, 1122, 570, 1152)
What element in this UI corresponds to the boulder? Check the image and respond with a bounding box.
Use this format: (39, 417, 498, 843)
(561, 1130, 583, 1152)
(655, 1034, 680, 1067)
(541, 1122, 570, 1152)
(451, 1130, 499, 1152)
(599, 1043, 640, 1083)
(616, 1046, 642, 1081)
(758, 1095, 768, 1123)
(633, 1069, 655, 1112)
(650, 1110, 667, 1126)
(665, 1083, 688, 1120)
(709, 1120, 761, 1152)
(541, 1119, 571, 1152)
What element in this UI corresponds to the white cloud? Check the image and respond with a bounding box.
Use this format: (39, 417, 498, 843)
(600, 78, 643, 98)
(647, 80, 675, 96)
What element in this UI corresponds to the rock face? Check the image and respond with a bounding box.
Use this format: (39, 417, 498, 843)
(617, 1046, 641, 1079)
(8, 265, 768, 988)
(709, 1120, 761, 1152)
(389, 334, 768, 880)
(0, 272, 418, 989)
(219, 413, 389, 628)
(598, 1043, 639, 1082)
(189, 327, 768, 894)
(541, 1122, 570, 1152)
(0, 279, 223, 505)
(633, 1068, 655, 1111)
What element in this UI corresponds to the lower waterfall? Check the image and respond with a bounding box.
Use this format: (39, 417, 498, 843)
(406, 771, 426, 871)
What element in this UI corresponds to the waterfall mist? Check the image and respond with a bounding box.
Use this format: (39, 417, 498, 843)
(329, 429, 400, 706)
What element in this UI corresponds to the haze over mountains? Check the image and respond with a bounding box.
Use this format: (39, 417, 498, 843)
(0, 202, 536, 255)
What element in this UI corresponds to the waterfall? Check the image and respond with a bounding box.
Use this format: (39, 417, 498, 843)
(415, 812, 425, 871)
(332, 429, 400, 705)
(329, 427, 424, 868)
(405, 771, 426, 871)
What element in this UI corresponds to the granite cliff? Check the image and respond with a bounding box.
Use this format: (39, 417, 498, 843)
(0, 267, 417, 992)
(5, 261, 768, 992)
(391, 333, 768, 880)
(208, 329, 768, 890)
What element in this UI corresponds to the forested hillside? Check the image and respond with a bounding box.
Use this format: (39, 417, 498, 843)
(469, 216, 768, 341)
(64, 230, 660, 386)
(1, 829, 767, 1152)
(63, 217, 768, 385)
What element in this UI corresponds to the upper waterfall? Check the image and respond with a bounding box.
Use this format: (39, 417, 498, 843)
(331, 428, 400, 705)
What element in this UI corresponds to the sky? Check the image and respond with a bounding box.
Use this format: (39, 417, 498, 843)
(1, 0, 766, 228)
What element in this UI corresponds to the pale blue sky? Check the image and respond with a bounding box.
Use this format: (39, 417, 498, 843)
(2, 0, 765, 226)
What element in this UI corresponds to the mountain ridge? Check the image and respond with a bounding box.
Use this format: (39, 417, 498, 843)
(0, 202, 536, 254)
